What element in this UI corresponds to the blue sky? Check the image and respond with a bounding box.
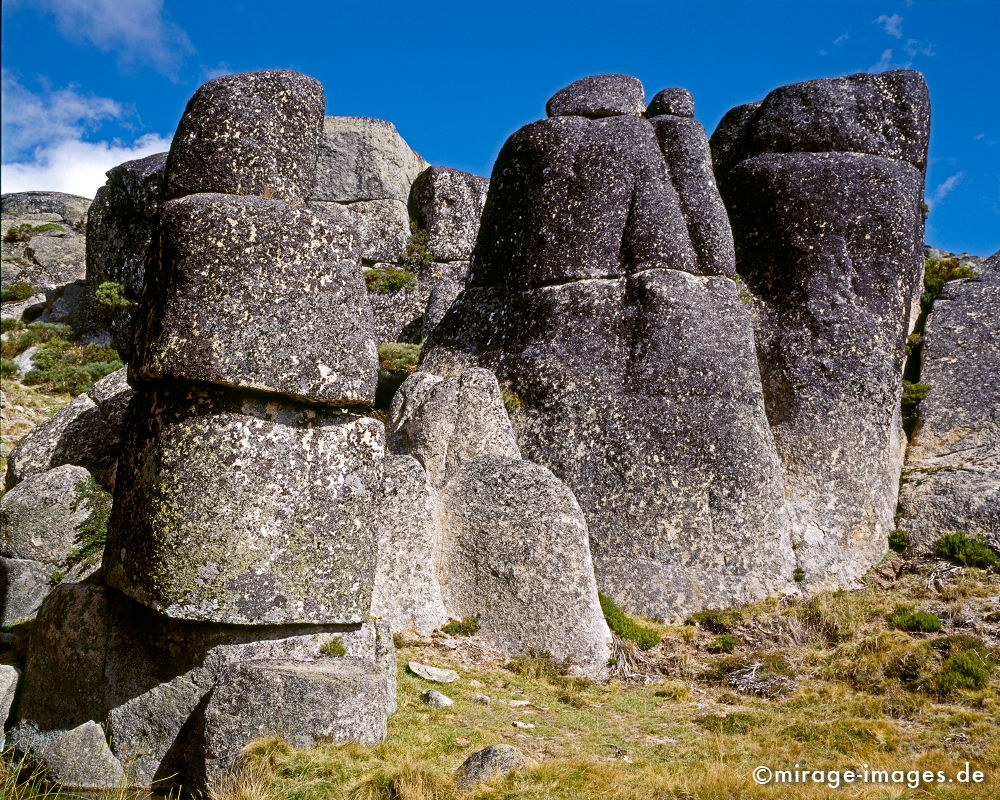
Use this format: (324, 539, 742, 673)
(2, 0, 997, 255)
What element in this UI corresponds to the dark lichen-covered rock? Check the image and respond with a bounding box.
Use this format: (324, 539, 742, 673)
(420, 276, 464, 340)
(202, 658, 393, 783)
(646, 87, 694, 118)
(439, 455, 611, 679)
(409, 167, 489, 262)
(343, 199, 411, 263)
(365, 261, 467, 344)
(312, 116, 428, 204)
(468, 115, 697, 287)
(546, 74, 645, 119)
(132, 193, 377, 405)
(898, 251, 1000, 540)
(0, 464, 92, 563)
(104, 384, 383, 625)
(371, 455, 449, 635)
(164, 70, 324, 203)
(387, 368, 520, 489)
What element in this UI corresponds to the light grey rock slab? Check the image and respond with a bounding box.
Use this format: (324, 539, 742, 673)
(408, 662, 458, 683)
(546, 74, 645, 119)
(132, 193, 377, 405)
(104, 385, 383, 625)
(0, 557, 55, 626)
(313, 116, 428, 204)
(438, 455, 612, 680)
(420, 276, 464, 340)
(24, 235, 86, 287)
(387, 368, 520, 489)
(371, 455, 449, 635)
(0, 464, 92, 563)
(37, 721, 125, 790)
(1, 192, 91, 226)
(410, 167, 489, 262)
(422, 689, 453, 708)
(164, 70, 324, 204)
(0, 664, 19, 738)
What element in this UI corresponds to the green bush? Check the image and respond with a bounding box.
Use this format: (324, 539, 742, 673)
(687, 607, 742, 633)
(66, 477, 113, 568)
(0, 358, 18, 378)
(888, 529, 910, 552)
(793, 567, 806, 583)
(364, 267, 417, 294)
(1, 318, 25, 334)
(1, 281, 36, 303)
(320, 637, 347, 657)
(599, 593, 661, 650)
(24, 339, 122, 395)
(933, 649, 995, 697)
(95, 281, 130, 309)
(901, 380, 930, 429)
(707, 634, 738, 654)
(441, 616, 480, 636)
(502, 390, 521, 415)
(400, 222, 432, 269)
(931, 634, 986, 656)
(935, 532, 1000, 570)
(1, 321, 74, 358)
(887, 605, 941, 633)
(3, 222, 63, 243)
(375, 341, 422, 410)
(922, 257, 976, 307)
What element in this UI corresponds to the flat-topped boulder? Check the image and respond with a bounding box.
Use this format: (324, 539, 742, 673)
(409, 167, 490, 262)
(647, 88, 694, 118)
(546, 74, 645, 118)
(164, 70, 324, 203)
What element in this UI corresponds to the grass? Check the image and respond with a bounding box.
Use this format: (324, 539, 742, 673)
(707, 634, 738, 654)
(501, 390, 521, 415)
(887, 604, 942, 633)
(936, 532, 1000, 570)
(1, 320, 122, 395)
(65, 476, 113, 569)
(1, 282, 37, 303)
(365, 267, 417, 295)
(0, 380, 75, 478)
(599, 593, 662, 651)
(889, 528, 910, 552)
(401, 223, 433, 270)
(3, 222, 64, 244)
(441, 617, 481, 636)
(321, 637, 347, 657)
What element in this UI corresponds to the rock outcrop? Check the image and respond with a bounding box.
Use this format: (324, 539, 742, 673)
(711, 69, 930, 590)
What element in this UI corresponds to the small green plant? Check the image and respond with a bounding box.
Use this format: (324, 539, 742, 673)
(887, 604, 942, 633)
(375, 341, 423, 409)
(320, 636, 347, 657)
(687, 607, 742, 633)
(920, 202, 929, 221)
(49, 569, 66, 585)
(599, 593, 661, 650)
(3, 222, 64, 243)
(400, 222, 432, 270)
(364, 267, 417, 294)
(793, 567, 806, 583)
(95, 281, 130, 309)
(502, 390, 521, 415)
(507, 651, 571, 682)
(66, 477, 113, 568)
(1, 281, 36, 303)
(901, 380, 930, 430)
(24, 340, 122, 395)
(935, 531, 1000, 570)
(888, 529, 910, 552)
(441, 616, 480, 636)
(0, 358, 18, 378)
(931, 634, 985, 656)
(733, 275, 754, 305)
(922, 257, 976, 307)
(1, 317, 25, 334)
(933, 648, 995, 697)
(707, 634, 738, 654)
(1, 321, 74, 359)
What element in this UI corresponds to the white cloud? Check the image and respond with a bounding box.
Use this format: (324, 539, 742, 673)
(930, 172, 965, 206)
(876, 13, 904, 38)
(11, 0, 193, 76)
(1, 134, 171, 198)
(834, 32, 850, 46)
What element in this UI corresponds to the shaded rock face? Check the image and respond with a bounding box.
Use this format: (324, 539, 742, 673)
(132, 193, 377, 405)
(0, 557, 52, 626)
(423, 75, 794, 619)
(439, 456, 612, 679)
(164, 70, 325, 204)
(410, 167, 490, 262)
(546, 74, 645, 118)
(712, 70, 930, 590)
(36, 721, 125, 790)
(105, 385, 383, 625)
(0, 464, 91, 563)
(898, 252, 1000, 540)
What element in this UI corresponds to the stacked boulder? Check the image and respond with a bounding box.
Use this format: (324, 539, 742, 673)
(423, 75, 796, 620)
(10, 70, 395, 792)
(711, 70, 931, 590)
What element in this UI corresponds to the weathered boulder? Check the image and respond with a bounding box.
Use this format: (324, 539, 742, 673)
(0, 464, 92, 564)
(710, 70, 930, 588)
(546, 74, 645, 118)
(24, 235, 87, 286)
(104, 384, 383, 625)
(365, 261, 467, 344)
(371, 456, 449, 634)
(203, 658, 393, 782)
(646, 87, 694, 118)
(342, 199, 411, 263)
(164, 70, 324, 204)
(131, 193, 377, 405)
(455, 744, 530, 788)
(5, 367, 132, 490)
(468, 115, 698, 286)
(1, 664, 18, 736)
(0, 557, 52, 625)
(387, 369, 520, 489)
(2, 192, 90, 226)
(438, 455, 611, 679)
(897, 251, 1000, 540)
(420, 276, 464, 340)
(312, 116, 428, 204)
(409, 167, 489, 262)
(36, 721, 125, 790)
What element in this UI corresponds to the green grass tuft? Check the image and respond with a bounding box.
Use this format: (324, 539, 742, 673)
(320, 637, 347, 657)
(1, 281, 36, 303)
(400, 222, 432, 270)
(66, 477, 113, 569)
(706, 634, 738, 654)
(364, 267, 417, 294)
(935, 531, 1000, 570)
(933, 649, 995, 697)
(888, 528, 910, 552)
(887, 605, 942, 633)
(687, 607, 742, 633)
(0, 358, 18, 378)
(502, 390, 521, 415)
(440, 616, 480, 636)
(3, 222, 64, 243)
(599, 593, 661, 650)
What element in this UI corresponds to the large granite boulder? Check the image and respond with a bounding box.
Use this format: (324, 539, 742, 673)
(312, 116, 428, 204)
(897, 251, 1000, 540)
(711, 70, 930, 590)
(438, 455, 611, 679)
(131, 193, 377, 405)
(4, 368, 132, 490)
(409, 167, 489, 262)
(371, 455, 449, 635)
(35, 721, 126, 790)
(420, 276, 464, 340)
(546, 74, 645, 118)
(344, 199, 411, 263)
(646, 88, 694, 118)
(0, 557, 52, 626)
(104, 385, 383, 625)
(365, 260, 468, 344)
(387, 369, 520, 489)
(0, 464, 92, 563)
(164, 70, 324, 204)
(2, 192, 90, 226)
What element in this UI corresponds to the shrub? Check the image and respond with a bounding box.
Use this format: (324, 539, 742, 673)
(688, 607, 742, 633)
(793, 567, 806, 583)
(364, 267, 417, 294)
(935, 532, 1000, 570)
(888, 529, 910, 552)
(3, 222, 63, 243)
(901, 380, 930, 429)
(375, 341, 422, 409)
(933, 649, 995, 697)
(1, 318, 25, 334)
(1, 281, 36, 303)
(66, 477, 113, 568)
(887, 605, 942, 633)
(1, 321, 74, 358)
(931, 634, 985, 656)
(320, 636, 347, 657)
(441, 616, 480, 636)
(95, 281, 130, 309)
(400, 222, 432, 270)
(0, 358, 18, 378)
(23, 340, 122, 395)
(502, 390, 521, 415)
(922, 257, 976, 307)
(707, 634, 738, 654)
(599, 592, 661, 650)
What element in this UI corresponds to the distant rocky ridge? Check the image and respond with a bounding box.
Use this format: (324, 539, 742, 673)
(1, 66, 997, 792)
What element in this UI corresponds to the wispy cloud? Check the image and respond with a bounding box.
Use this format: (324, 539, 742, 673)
(870, 48, 904, 71)
(903, 38, 935, 58)
(876, 13, 904, 38)
(10, 0, 193, 77)
(1, 71, 170, 198)
(930, 172, 965, 206)
(834, 32, 850, 46)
